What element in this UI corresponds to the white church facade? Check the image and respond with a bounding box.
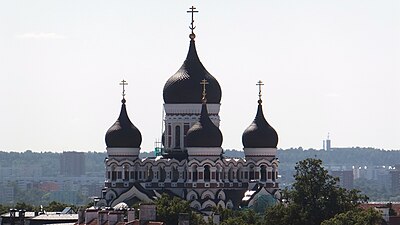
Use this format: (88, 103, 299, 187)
(97, 7, 280, 213)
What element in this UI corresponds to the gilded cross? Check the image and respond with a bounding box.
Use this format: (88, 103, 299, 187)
(187, 6, 199, 34)
(200, 79, 209, 102)
(120, 80, 128, 97)
(256, 80, 264, 100)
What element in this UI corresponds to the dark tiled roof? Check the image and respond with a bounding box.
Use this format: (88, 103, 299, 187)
(186, 103, 223, 147)
(242, 102, 278, 148)
(224, 189, 247, 209)
(105, 100, 142, 148)
(163, 40, 221, 104)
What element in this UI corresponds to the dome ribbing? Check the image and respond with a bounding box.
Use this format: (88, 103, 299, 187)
(186, 103, 223, 147)
(163, 40, 221, 104)
(105, 99, 142, 148)
(242, 102, 278, 148)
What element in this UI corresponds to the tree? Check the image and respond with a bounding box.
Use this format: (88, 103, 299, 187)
(265, 158, 369, 225)
(220, 217, 247, 225)
(155, 194, 205, 225)
(14, 202, 39, 212)
(0, 204, 10, 215)
(43, 201, 77, 212)
(321, 208, 383, 225)
(212, 206, 263, 225)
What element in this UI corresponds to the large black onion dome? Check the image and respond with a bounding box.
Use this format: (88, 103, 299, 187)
(105, 99, 142, 148)
(163, 40, 222, 104)
(186, 103, 223, 147)
(242, 102, 278, 148)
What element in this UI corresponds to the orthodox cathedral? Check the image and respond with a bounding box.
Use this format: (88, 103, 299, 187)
(97, 7, 280, 213)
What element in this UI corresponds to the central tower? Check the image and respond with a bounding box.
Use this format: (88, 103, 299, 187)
(162, 6, 222, 159)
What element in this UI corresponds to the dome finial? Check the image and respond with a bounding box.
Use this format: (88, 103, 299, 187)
(187, 6, 199, 40)
(256, 80, 264, 105)
(200, 79, 209, 103)
(119, 79, 128, 103)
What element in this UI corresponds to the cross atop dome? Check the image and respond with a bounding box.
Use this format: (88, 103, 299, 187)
(119, 79, 128, 103)
(200, 79, 209, 103)
(256, 80, 264, 104)
(187, 6, 199, 39)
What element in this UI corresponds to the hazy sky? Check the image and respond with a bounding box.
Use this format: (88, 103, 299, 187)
(0, 0, 399, 152)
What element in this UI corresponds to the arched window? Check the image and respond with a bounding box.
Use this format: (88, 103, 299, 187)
(175, 126, 181, 149)
(159, 167, 166, 182)
(172, 166, 179, 182)
(204, 165, 211, 182)
(111, 165, 117, 181)
(167, 125, 172, 148)
(249, 166, 255, 180)
(146, 166, 153, 181)
(193, 166, 198, 182)
(216, 167, 220, 181)
(260, 165, 267, 182)
(228, 168, 233, 182)
(123, 165, 129, 181)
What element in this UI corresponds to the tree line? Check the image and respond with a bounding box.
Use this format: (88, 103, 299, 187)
(2, 158, 385, 225)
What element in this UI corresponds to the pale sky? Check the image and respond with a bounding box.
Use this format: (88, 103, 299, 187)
(0, 0, 399, 152)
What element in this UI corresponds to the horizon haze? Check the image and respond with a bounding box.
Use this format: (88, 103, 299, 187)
(0, 1, 399, 152)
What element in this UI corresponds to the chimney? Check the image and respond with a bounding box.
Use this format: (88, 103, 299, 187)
(139, 204, 156, 225)
(10, 209, 17, 225)
(178, 213, 189, 225)
(127, 208, 135, 222)
(85, 209, 98, 224)
(77, 209, 85, 224)
(108, 211, 124, 225)
(212, 213, 220, 225)
(19, 210, 26, 225)
(98, 210, 108, 225)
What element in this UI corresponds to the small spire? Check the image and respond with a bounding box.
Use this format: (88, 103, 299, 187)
(187, 6, 199, 40)
(119, 79, 128, 103)
(256, 80, 264, 105)
(200, 79, 209, 103)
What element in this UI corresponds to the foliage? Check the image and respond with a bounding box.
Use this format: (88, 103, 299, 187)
(0, 201, 78, 215)
(14, 202, 39, 211)
(0, 204, 10, 215)
(155, 194, 205, 225)
(220, 217, 247, 225)
(212, 206, 263, 225)
(265, 158, 369, 225)
(321, 208, 383, 225)
(43, 201, 77, 212)
(354, 178, 391, 201)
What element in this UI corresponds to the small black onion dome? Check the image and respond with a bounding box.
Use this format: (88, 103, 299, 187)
(163, 40, 222, 104)
(186, 103, 223, 147)
(105, 99, 142, 148)
(242, 101, 278, 148)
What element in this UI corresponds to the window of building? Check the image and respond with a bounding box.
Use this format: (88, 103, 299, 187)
(112, 171, 117, 181)
(204, 166, 211, 182)
(117, 171, 122, 179)
(175, 126, 181, 149)
(261, 165, 267, 181)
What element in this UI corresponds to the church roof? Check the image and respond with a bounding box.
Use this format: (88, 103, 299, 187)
(163, 39, 222, 104)
(186, 101, 223, 148)
(105, 98, 142, 148)
(242, 100, 278, 148)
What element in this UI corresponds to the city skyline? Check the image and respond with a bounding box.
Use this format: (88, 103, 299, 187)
(0, 1, 399, 152)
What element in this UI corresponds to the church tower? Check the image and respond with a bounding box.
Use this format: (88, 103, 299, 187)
(162, 6, 222, 160)
(98, 6, 281, 212)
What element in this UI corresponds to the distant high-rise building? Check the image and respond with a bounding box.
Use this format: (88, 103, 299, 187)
(60, 152, 85, 176)
(331, 170, 354, 190)
(390, 164, 400, 194)
(323, 133, 332, 151)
